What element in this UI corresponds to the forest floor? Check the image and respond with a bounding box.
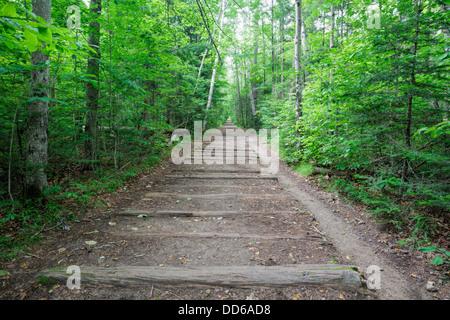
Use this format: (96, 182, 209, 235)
(0, 121, 448, 301)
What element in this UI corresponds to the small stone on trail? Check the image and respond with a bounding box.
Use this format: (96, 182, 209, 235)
(426, 281, 438, 292)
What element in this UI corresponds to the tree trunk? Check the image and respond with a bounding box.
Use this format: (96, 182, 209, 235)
(194, 48, 207, 93)
(84, 0, 102, 164)
(194, 15, 219, 94)
(340, 3, 344, 47)
(248, 69, 256, 118)
(38, 264, 361, 291)
(301, 15, 307, 86)
(251, 14, 259, 122)
(234, 56, 244, 124)
(330, 4, 335, 49)
(301, 18, 307, 55)
(405, 1, 421, 149)
(330, 4, 337, 135)
(279, 0, 285, 98)
(294, 0, 302, 133)
(25, 0, 51, 199)
(322, 6, 326, 47)
(271, 0, 275, 94)
(204, 0, 227, 129)
(402, 0, 422, 182)
(440, 4, 449, 122)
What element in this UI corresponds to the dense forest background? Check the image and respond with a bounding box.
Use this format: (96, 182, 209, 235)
(0, 0, 449, 260)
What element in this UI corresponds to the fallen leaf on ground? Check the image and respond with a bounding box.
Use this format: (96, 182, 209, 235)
(245, 292, 257, 300)
(0, 270, 10, 277)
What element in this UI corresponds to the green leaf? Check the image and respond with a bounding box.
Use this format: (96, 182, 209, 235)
(23, 29, 38, 52)
(4, 39, 15, 50)
(38, 26, 52, 43)
(3, 17, 20, 29)
(27, 96, 50, 103)
(435, 53, 449, 61)
(2, 3, 16, 17)
(0, 270, 10, 277)
(431, 257, 444, 265)
(417, 246, 438, 253)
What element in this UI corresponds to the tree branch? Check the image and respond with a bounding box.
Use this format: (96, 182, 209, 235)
(195, 0, 222, 64)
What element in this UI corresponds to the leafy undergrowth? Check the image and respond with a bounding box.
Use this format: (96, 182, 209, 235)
(291, 163, 315, 177)
(291, 162, 449, 276)
(0, 152, 168, 261)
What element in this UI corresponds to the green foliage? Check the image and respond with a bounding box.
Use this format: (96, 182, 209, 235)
(410, 214, 436, 244)
(1, 0, 448, 260)
(249, 0, 449, 236)
(292, 162, 315, 177)
(417, 246, 450, 266)
(332, 177, 404, 228)
(0, 196, 64, 260)
(0, 0, 228, 258)
(0, 149, 167, 260)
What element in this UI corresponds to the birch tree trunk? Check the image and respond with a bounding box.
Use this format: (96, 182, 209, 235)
(204, 0, 227, 129)
(194, 48, 207, 93)
(194, 12, 219, 94)
(248, 69, 256, 117)
(251, 16, 258, 121)
(85, 0, 102, 164)
(25, 0, 51, 198)
(301, 19, 307, 54)
(301, 16, 307, 86)
(322, 6, 326, 47)
(330, 4, 335, 49)
(234, 55, 244, 124)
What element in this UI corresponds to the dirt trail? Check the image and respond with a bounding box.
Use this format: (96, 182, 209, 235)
(1, 120, 443, 300)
